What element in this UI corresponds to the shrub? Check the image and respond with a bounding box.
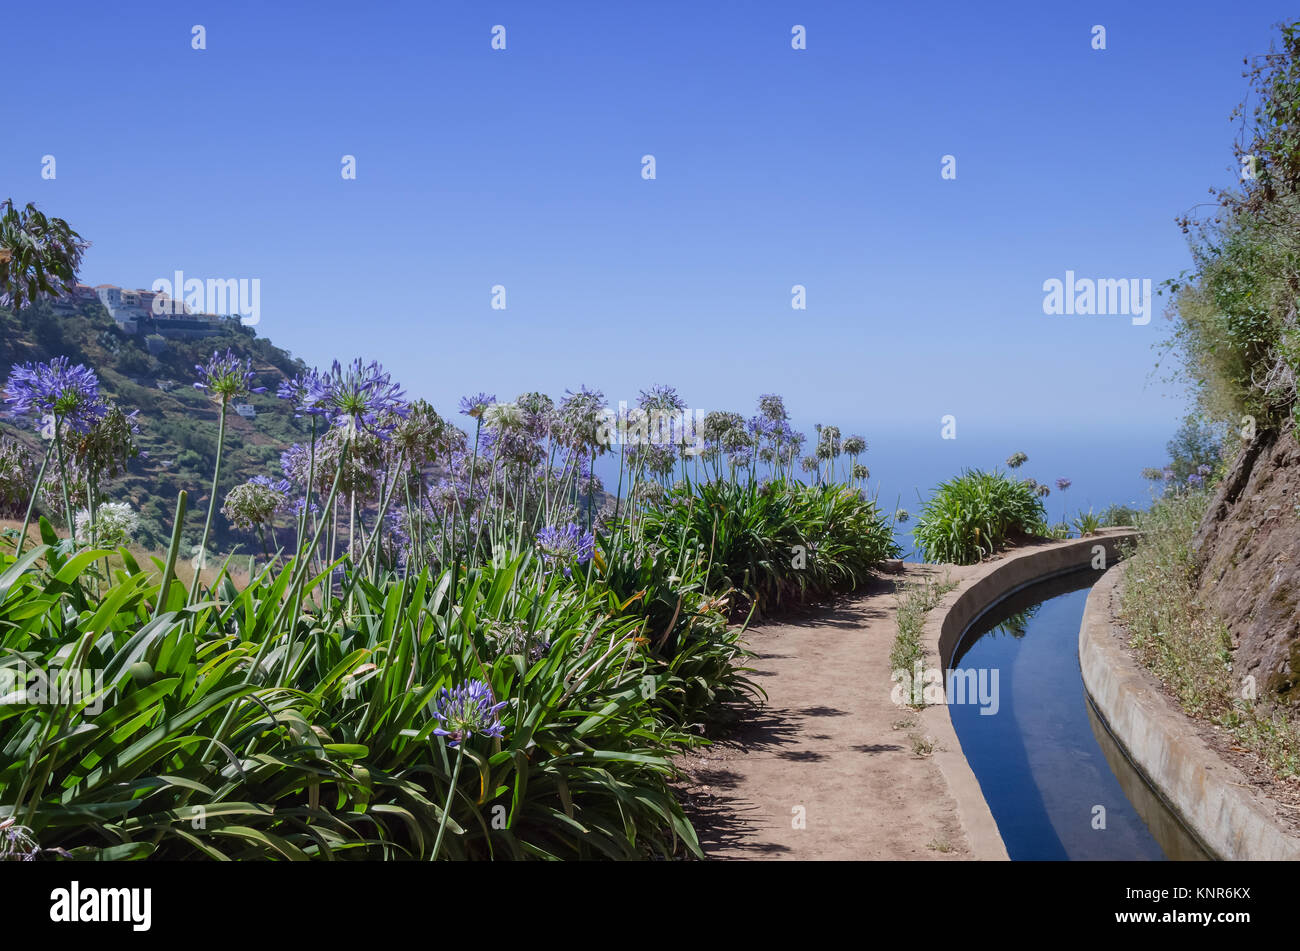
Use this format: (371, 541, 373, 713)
(1099, 503, 1142, 527)
(1072, 510, 1102, 536)
(637, 477, 900, 617)
(913, 469, 1047, 565)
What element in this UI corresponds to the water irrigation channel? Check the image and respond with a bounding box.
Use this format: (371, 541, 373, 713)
(948, 568, 1210, 861)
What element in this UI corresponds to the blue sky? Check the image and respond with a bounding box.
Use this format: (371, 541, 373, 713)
(3, 1, 1292, 449)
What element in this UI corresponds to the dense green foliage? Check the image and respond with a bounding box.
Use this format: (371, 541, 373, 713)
(913, 469, 1047, 565)
(0, 517, 745, 859)
(636, 478, 900, 618)
(1166, 20, 1300, 432)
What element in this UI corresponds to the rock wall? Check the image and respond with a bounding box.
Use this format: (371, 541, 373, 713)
(1192, 426, 1300, 704)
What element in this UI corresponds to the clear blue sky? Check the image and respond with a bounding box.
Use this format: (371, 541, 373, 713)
(4, 0, 1292, 443)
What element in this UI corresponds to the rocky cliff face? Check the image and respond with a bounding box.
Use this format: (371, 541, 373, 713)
(1193, 426, 1300, 705)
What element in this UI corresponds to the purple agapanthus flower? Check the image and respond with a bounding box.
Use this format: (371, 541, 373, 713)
(289, 495, 319, 517)
(319, 359, 408, 437)
(637, 384, 685, 414)
(1055, 478, 1072, 492)
(1187, 473, 1204, 487)
(458, 392, 496, 419)
(536, 522, 596, 576)
(432, 680, 506, 747)
(4, 357, 106, 434)
(1197, 464, 1213, 477)
(276, 369, 331, 417)
(194, 349, 265, 404)
(249, 474, 293, 495)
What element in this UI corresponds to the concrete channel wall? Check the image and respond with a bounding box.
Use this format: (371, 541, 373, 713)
(1080, 564, 1300, 861)
(918, 531, 1135, 861)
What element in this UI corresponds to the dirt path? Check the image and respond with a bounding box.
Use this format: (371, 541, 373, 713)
(675, 564, 977, 860)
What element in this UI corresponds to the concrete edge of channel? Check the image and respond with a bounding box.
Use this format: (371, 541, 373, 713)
(918, 530, 1137, 861)
(1079, 561, 1300, 861)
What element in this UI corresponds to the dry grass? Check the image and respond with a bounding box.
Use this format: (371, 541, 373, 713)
(1119, 492, 1300, 778)
(890, 574, 957, 685)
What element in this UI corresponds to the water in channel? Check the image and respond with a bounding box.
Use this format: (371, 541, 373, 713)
(947, 568, 1209, 861)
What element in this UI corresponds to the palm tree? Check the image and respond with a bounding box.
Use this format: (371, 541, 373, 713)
(0, 199, 88, 311)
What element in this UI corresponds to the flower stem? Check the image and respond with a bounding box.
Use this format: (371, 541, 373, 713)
(431, 742, 465, 860)
(14, 442, 51, 557)
(191, 401, 228, 602)
(52, 419, 75, 546)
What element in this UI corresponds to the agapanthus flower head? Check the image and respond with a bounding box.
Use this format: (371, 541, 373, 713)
(1140, 467, 1165, 482)
(701, 410, 744, 447)
(221, 477, 291, 531)
(1007, 452, 1028, 469)
(4, 356, 105, 434)
(817, 425, 842, 459)
(634, 478, 667, 506)
(637, 384, 685, 415)
(729, 447, 754, 469)
(321, 359, 408, 438)
(747, 414, 777, 441)
(895, 508, 910, 524)
(1055, 478, 1072, 492)
(483, 401, 524, 433)
(249, 474, 293, 494)
(536, 522, 596, 576)
(0, 817, 57, 862)
(74, 500, 140, 548)
(458, 392, 496, 419)
(756, 393, 789, 424)
(432, 680, 506, 747)
(276, 368, 331, 417)
(800, 455, 819, 473)
(289, 495, 319, 518)
(38, 459, 90, 514)
(72, 403, 140, 479)
(0, 435, 35, 516)
(1196, 464, 1213, 477)
(1187, 473, 1204, 487)
(515, 391, 555, 436)
(1036, 484, 1051, 498)
(843, 435, 867, 457)
(852, 463, 870, 480)
(556, 386, 607, 453)
(194, 349, 265, 404)
(630, 442, 676, 477)
(390, 400, 459, 468)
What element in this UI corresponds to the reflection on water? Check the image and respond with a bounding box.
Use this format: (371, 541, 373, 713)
(949, 569, 1209, 861)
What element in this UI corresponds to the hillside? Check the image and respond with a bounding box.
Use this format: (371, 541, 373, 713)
(0, 296, 313, 553)
(1193, 426, 1300, 706)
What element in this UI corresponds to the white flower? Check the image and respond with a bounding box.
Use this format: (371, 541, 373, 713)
(74, 501, 139, 548)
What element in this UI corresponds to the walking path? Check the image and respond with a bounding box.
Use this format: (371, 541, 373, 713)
(675, 564, 980, 859)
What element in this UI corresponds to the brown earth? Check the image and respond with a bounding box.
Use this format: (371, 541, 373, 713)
(674, 565, 974, 860)
(1192, 426, 1300, 704)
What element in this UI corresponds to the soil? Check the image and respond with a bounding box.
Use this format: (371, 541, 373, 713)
(1193, 426, 1300, 703)
(674, 565, 973, 860)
